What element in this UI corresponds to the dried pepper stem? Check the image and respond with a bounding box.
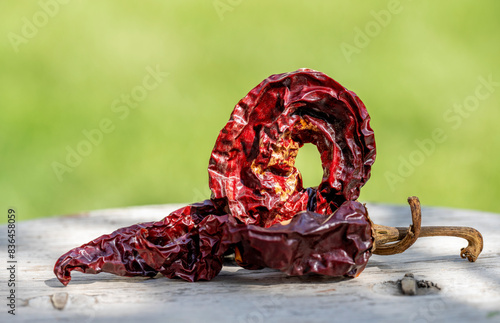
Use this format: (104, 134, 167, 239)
(373, 196, 484, 262)
(417, 226, 483, 262)
(373, 196, 422, 255)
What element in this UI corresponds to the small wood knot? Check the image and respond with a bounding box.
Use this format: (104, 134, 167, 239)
(51, 292, 69, 310)
(401, 273, 417, 295)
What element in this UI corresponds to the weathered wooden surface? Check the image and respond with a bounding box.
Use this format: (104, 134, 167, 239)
(1, 203, 500, 322)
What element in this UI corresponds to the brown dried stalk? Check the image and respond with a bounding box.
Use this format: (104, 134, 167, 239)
(372, 196, 483, 262)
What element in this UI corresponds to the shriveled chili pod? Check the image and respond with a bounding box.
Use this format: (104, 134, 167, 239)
(223, 196, 483, 278)
(226, 200, 374, 277)
(54, 69, 483, 286)
(208, 68, 376, 227)
(55, 196, 483, 285)
(55, 200, 231, 285)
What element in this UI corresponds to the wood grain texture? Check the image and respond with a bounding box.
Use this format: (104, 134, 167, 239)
(1, 203, 499, 322)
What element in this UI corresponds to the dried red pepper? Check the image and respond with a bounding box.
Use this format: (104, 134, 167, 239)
(54, 69, 483, 286)
(226, 200, 373, 277)
(208, 69, 375, 227)
(55, 200, 229, 285)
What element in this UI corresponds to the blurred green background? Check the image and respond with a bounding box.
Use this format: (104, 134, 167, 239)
(1, 1, 499, 222)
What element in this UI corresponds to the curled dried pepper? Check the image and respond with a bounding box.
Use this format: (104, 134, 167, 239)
(208, 69, 375, 227)
(54, 69, 483, 286)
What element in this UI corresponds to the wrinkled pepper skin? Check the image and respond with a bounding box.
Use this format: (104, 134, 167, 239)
(227, 201, 373, 277)
(208, 69, 375, 227)
(55, 200, 230, 285)
(54, 69, 377, 285)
